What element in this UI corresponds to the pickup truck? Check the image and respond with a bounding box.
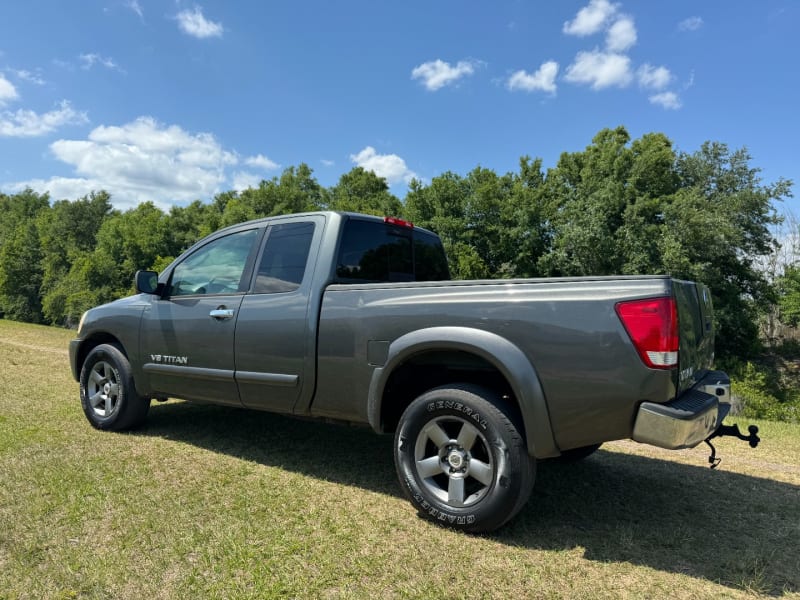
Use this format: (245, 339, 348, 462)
(69, 211, 757, 532)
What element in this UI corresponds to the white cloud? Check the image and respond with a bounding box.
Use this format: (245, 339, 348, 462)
(606, 16, 636, 52)
(80, 53, 121, 71)
(320, 159, 335, 167)
(649, 91, 682, 110)
(126, 0, 143, 19)
(637, 64, 672, 90)
(507, 61, 559, 94)
(411, 59, 477, 91)
(0, 100, 88, 137)
(11, 69, 45, 86)
(0, 74, 19, 106)
(9, 116, 238, 208)
(678, 16, 703, 31)
(350, 146, 417, 185)
(563, 0, 618, 36)
(232, 171, 263, 191)
(176, 6, 223, 39)
(244, 154, 279, 170)
(565, 49, 632, 90)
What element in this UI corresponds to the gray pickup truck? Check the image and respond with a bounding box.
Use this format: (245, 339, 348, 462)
(69, 211, 757, 532)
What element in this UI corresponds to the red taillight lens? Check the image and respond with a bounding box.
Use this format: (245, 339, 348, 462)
(384, 216, 414, 228)
(615, 297, 679, 369)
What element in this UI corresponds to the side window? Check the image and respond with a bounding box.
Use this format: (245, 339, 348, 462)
(169, 229, 258, 296)
(336, 220, 413, 282)
(253, 222, 315, 294)
(414, 233, 450, 281)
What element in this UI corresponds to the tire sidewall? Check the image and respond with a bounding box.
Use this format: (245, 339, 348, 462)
(394, 386, 527, 533)
(79, 344, 131, 430)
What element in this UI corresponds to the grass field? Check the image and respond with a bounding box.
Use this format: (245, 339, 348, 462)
(0, 319, 798, 599)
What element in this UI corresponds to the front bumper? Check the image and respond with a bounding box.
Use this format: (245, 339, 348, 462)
(632, 370, 731, 450)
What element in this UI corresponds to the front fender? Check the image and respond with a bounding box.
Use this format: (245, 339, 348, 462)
(367, 326, 559, 459)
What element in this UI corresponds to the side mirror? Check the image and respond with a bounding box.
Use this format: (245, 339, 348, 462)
(135, 270, 160, 294)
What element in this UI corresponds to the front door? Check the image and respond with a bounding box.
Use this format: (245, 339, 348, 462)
(140, 228, 261, 405)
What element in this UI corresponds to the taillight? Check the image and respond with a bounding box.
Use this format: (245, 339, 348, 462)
(615, 297, 679, 369)
(384, 216, 414, 228)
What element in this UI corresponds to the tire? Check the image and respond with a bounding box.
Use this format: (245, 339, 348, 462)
(553, 443, 602, 463)
(79, 344, 150, 431)
(394, 384, 535, 533)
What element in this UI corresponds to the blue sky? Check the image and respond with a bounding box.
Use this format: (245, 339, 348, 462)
(1, 1, 797, 214)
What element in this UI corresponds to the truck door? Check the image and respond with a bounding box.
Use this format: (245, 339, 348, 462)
(235, 216, 324, 413)
(140, 228, 261, 405)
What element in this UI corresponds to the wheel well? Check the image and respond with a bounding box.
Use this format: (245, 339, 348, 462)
(379, 350, 523, 436)
(76, 333, 126, 374)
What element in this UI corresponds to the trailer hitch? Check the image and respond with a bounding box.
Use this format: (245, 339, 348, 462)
(704, 423, 760, 469)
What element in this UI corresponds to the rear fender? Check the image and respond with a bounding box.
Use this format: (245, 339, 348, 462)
(367, 326, 558, 458)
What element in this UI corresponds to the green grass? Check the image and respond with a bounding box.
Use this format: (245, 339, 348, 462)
(1, 319, 798, 599)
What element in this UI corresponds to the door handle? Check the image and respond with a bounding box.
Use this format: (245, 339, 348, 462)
(209, 308, 235, 320)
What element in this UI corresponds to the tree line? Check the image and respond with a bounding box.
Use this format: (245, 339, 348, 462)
(0, 126, 794, 362)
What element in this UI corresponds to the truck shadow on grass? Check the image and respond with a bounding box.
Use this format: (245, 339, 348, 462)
(142, 402, 799, 596)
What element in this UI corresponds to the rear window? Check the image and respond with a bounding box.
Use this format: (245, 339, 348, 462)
(335, 219, 449, 283)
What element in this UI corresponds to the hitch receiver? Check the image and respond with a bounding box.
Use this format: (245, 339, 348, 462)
(704, 423, 760, 469)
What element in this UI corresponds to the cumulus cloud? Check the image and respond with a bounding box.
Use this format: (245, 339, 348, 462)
(565, 50, 632, 89)
(678, 16, 703, 31)
(563, 0, 618, 36)
(606, 16, 636, 52)
(649, 91, 682, 110)
(507, 61, 559, 94)
(0, 100, 88, 137)
(0, 74, 19, 106)
(232, 171, 263, 191)
(411, 59, 478, 91)
(244, 154, 279, 170)
(350, 146, 417, 185)
(80, 53, 121, 71)
(637, 64, 672, 90)
(176, 6, 223, 39)
(9, 116, 238, 208)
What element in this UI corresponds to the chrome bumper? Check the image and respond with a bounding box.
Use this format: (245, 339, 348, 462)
(632, 371, 731, 450)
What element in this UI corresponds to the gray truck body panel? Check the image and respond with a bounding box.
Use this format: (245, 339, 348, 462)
(69, 211, 720, 459)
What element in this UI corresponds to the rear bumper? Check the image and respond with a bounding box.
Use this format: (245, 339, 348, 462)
(632, 370, 730, 450)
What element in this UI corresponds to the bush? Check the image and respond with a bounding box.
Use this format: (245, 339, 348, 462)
(726, 360, 800, 423)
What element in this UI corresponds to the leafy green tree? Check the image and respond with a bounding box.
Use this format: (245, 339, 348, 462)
(327, 167, 402, 217)
(0, 220, 45, 322)
(778, 265, 800, 327)
(0, 189, 50, 321)
(92, 202, 172, 298)
(37, 191, 115, 325)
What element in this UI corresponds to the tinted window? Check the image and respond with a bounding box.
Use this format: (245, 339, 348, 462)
(414, 233, 450, 281)
(170, 229, 258, 296)
(253, 222, 315, 293)
(336, 220, 413, 282)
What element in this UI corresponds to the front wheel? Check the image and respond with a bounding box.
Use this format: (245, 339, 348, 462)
(79, 344, 150, 431)
(394, 384, 534, 533)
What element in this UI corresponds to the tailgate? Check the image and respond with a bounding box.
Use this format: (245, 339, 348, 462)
(673, 280, 715, 394)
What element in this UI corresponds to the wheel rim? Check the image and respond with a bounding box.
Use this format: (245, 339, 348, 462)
(86, 360, 121, 418)
(413, 416, 495, 508)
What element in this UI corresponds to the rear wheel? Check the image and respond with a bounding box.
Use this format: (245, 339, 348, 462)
(79, 344, 150, 430)
(394, 384, 534, 533)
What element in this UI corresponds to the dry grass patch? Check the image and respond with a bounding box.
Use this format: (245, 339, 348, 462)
(1, 319, 798, 598)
